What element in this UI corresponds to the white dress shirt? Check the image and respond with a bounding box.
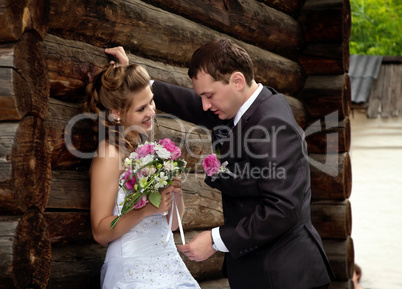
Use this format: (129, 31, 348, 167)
(212, 83, 263, 252)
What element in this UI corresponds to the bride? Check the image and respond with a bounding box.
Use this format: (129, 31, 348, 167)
(82, 63, 200, 289)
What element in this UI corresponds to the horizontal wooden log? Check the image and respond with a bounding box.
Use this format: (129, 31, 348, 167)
(286, 95, 307, 129)
(154, 115, 212, 172)
(45, 172, 222, 236)
(309, 153, 352, 200)
(0, 215, 20, 289)
(0, 58, 30, 120)
(45, 171, 222, 215)
(44, 96, 212, 170)
(0, 116, 51, 214)
(306, 117, 351, 154)
(42, 34, 192, 101)
(259, 0, 305, 16)
(0, 0, 48, 41)
(48, 243, 106, 289)
(48, 0, 305, 95)
(44, 97, 95, 170)
(181, 174, 224, 229)
(298, 0, 351, 43)
(311, 200, 351, 239)
(47, 165, 352, 241)
(297, 74, 351, 120)
(299, 41, 350, 75)
(323, 237, 354, 282)
(174, 230, 224, 281)
(46, 228, 352, 287)
(0, 211, 51, 289)
(0, 31, 49, 121)
(47, 170, 90, 211)
(45, 98, 306, 170)
(47, 230, 223, 288)
(45, 95, 305, 170)
(43, 35, 307, 126)
(141, 0, 303, 59)
(44, 211, 92, 245)
(0, 122, 19, 213)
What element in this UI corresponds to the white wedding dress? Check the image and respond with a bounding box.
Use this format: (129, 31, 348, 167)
(100, 175, 200, 289)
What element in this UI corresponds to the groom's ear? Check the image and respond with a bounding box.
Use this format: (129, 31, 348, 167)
(231, 72, 245, 90)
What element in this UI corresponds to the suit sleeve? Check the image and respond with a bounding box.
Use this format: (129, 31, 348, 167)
(152, 80, 217, 129)
(218, 116, 310, 259)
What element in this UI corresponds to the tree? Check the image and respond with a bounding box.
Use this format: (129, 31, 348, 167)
(350, 0, 401, 55)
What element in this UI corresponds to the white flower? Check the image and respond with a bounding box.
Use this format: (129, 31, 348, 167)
(129, 152, 138, 159)
(132, 158, 142, 170)
(155, 146, 171, 159)
(154, 172, 168, 189)
(163, 160, 175, 171)
(140, 154, 154, 167)
(124, 158, 133, 167)
(144, 166, 157, 176)
(139, 176, 148, 188)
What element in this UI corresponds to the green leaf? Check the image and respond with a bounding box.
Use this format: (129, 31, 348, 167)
(148, 190, 162, 208)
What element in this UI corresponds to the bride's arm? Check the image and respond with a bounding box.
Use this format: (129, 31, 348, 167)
(90, 141, 171, 246)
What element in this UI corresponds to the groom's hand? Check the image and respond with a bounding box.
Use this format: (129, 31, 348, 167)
(105, 47, 129, 66)
(177, 230, 216, 262)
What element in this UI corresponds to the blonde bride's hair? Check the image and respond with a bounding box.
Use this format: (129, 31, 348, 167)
(82, 64, 151, 154)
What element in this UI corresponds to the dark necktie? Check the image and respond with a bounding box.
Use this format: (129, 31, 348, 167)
(213, 119, 235, 146)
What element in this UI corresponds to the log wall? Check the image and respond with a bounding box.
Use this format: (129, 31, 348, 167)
(298, 1, 354, 288)
(0, 0, 353, 288)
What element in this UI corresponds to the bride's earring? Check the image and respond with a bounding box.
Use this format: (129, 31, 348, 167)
(112, 114, 120, 124)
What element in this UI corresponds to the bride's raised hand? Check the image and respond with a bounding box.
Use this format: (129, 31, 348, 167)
(156, 185, 174, 213)
(171, 177, 183, 199)
(105, 46, 129, 66)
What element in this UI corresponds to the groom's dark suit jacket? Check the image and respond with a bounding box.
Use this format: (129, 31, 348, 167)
(153, 81, 333, 289)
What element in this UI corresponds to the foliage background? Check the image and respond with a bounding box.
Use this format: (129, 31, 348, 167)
(350, 0, 401, 55)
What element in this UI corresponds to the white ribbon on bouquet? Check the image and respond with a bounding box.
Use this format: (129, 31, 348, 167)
(165, 193, 185, 245)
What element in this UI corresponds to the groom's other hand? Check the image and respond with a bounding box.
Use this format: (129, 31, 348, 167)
(177, 230, 216, 262)
(105, 46, 129, 66)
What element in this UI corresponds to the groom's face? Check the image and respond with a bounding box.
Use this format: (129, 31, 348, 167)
(192, 70, 242, 120)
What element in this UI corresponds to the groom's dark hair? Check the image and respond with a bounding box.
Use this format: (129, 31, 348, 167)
(188, 39, 254, 86)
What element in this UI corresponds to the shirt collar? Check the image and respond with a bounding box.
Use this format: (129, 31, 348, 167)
(233, 83, 263, 126)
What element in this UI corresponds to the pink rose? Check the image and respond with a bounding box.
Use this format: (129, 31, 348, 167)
(159, 138, 181, 160)
(133, 195, 148, 209)
(123, 168, 137, 190)
(136, 144, 155, 158)
(203, 154, 221, 176)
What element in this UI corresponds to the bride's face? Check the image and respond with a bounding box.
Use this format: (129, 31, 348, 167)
(123, 85, 156, 133)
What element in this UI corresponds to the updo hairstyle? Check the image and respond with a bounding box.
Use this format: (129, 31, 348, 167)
(82, 64, 151, 153)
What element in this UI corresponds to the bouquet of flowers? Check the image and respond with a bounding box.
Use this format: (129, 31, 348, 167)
(110, 138, 187, 229)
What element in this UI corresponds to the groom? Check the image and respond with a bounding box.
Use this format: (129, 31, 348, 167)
(106, 39, 332, 289)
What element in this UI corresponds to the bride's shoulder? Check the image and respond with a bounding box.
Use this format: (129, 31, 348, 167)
(90, 141, 122, 174)
(95, 140, 120, 159)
